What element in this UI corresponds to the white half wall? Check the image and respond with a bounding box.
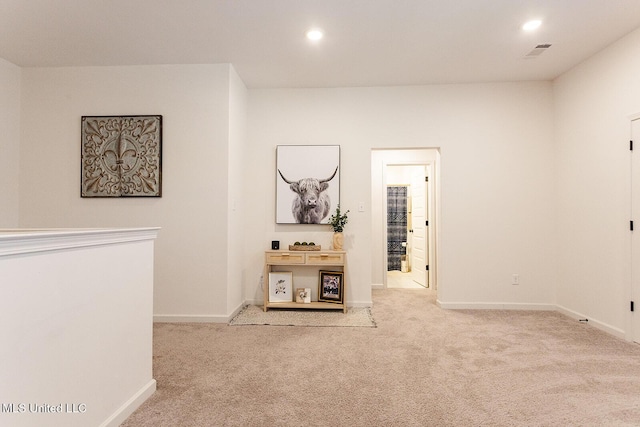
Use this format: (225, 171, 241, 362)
(554, 26, 640, 337)
(0, 228, 158, 427)
(246, 82, 556, 308)
(18, 64, 234, 319)
(0, 58, 21, 227)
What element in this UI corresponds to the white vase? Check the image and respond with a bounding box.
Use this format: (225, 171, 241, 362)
(332, 232, 344, 250)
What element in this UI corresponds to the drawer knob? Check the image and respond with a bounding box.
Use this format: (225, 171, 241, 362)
(320, 253, 329, 257)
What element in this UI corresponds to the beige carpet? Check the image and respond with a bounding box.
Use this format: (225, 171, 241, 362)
(121, 289, 640, 426)
(229, 305, 376, 327)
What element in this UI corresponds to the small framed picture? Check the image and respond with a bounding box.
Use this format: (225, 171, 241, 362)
(296, 288, 311, 304)
(318, 271, 344, 304)
(269, 272, 293, 302)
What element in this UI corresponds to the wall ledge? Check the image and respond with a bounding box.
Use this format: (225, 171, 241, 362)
(0, 227, 160, 257)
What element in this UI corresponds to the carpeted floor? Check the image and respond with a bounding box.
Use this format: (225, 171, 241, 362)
(121, 288, 640, 426)
(229, 305, 376, 327)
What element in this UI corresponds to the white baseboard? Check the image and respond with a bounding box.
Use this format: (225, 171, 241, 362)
(159, 299, 625, 340)
(154, 314, 229, 323)
(437, 301, 626, 340)
(349, 300, 373, 308)
(371, 283, 384, 290)
(154, 301, 247, 324)
(437, 301, 556, 311)
(243, 299, 372, 309)
(228, 301, 246, 319)
(556, 304, 625, 339)
(100, 379, 156, 427)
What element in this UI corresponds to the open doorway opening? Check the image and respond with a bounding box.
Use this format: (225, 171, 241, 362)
(371, 149, 440, 291)
(387, 166, 427, 288)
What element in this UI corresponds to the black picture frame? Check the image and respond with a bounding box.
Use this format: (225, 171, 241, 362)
(318, 270, 344, 304)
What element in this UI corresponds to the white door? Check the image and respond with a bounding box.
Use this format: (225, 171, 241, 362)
(632, 118, 640, 343)
(410, 166, 427, 286)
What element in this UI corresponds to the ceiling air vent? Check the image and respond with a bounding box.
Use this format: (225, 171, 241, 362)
(525, 44, 552, 57)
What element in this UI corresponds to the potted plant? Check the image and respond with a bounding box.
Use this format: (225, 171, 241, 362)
(328, 204, 349, 250)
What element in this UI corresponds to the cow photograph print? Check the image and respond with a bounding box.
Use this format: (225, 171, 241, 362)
(276, 145, 340, 224)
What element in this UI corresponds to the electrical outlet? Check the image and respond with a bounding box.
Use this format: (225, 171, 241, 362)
(512, 274, 519, 285)
(358, 202, 365, 212)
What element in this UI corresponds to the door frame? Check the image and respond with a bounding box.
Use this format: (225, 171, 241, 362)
(371, 149, 440, 292)
(629, 114, 640, 342)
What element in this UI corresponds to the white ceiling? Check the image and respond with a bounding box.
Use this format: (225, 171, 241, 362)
(2, 0, 640, 88)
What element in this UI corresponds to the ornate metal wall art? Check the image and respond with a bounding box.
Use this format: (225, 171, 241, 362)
(81, 115, 162, 197)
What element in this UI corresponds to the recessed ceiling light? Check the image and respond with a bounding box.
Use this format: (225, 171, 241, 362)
(522, 20, 542, 31)
(306, 28, 324, 41)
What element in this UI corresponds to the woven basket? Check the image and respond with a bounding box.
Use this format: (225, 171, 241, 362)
(288, 245, 321, 251)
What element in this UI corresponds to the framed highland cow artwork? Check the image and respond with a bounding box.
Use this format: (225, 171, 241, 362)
(276, 145, 340, 224)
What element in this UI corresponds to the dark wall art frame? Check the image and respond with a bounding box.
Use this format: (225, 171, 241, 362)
(318, 270, 344, 304)
(276, 145, 340, 224)
(81, 115, 162, 197)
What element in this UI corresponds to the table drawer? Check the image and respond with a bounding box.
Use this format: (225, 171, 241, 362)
(265, 252, 305, 264)
(306, 252, 345, 265)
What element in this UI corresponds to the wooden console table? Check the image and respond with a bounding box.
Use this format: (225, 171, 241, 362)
(263, 250, 346, 312)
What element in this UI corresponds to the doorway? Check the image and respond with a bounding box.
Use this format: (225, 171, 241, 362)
(371, 149, 440, 291)
(386, 167, 427, 288)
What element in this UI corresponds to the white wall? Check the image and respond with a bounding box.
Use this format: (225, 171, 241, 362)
(554, 27, 640, 337)
(386, 165, 423, 186)
(227, 66, 248, 315)
(246, 83, 557, 308)
(0, 58, 21, 227)
(12, 27, 639, 334)
(18, 64, 235, 320)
